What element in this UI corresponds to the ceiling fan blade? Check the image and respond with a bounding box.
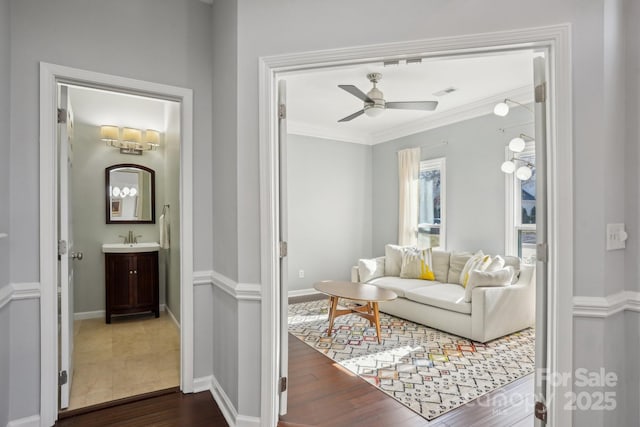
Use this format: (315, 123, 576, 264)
(338, 85, 373, 103)
(338, 109, 365, 122)
(386, 101, 438, 111)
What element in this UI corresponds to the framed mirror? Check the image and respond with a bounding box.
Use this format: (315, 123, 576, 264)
(106, 164, 155, 224)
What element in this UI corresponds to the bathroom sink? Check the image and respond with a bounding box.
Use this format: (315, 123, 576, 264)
(102, 242, 161, 253)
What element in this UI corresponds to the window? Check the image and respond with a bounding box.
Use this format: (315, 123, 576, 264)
(418, 158, 445, 249)
(506, 143, 536, 264)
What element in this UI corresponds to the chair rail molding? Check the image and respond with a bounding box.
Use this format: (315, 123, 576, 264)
(210, 270, 262, 301)
(573, 291, 640, 318)
(0, 282, 41, 309)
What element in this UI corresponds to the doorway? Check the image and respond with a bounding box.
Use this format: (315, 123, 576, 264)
(260, 26, 573, 427)
(57, 85, 182, 411)
(39, 63, 195, 426)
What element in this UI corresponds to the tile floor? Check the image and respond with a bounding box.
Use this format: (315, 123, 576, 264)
(65, 311, 180, 410)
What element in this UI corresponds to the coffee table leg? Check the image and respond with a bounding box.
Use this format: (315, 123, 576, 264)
(327, 296, 338, 337)
(372, 302, 382, 344)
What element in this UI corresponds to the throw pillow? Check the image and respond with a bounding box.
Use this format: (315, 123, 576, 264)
(460, 252, 491, 287)
(385, 244, 409, 277)
(463, 266, 515, 302)
(358, 257, 385, 283)
(431, 249, 450, 283)
(503, 256, 521, 284)
(400, 248, 435, 280)
(447, 251, 475, 285)
(486, 255, 506, 272)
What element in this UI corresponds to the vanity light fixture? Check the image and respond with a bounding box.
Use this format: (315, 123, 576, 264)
(493, 98, 533, 117)
(100, 125, 161, 155)
(501, 133, 535, 181)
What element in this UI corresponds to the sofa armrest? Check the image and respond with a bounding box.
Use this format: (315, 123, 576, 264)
(351, 266, 360, 283)
(471, 279, 535, 342)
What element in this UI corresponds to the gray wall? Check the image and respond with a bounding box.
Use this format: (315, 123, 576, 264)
(5, 0, 213, 420)
(164, 103, 181, 321)
(286, 134, 372, 292)
(372, 109, 533, 256)
(71, 121, 164, 314)
(0, 0, 11, 424)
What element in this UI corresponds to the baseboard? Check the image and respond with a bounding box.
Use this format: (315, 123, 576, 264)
(166, 305, 180, 329)
(6, 414, 40, 427)
(193, 375, 212, 393)
(287, 288, 321, 298)
(209, 374, 260, 427)
(573, 291, 640, 317)
(74, 304, 167, 320)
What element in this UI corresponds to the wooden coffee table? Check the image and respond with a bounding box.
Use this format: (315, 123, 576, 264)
(313, 280, 397, 343)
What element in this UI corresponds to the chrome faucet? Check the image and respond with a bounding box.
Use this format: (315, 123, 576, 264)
(118, 231, 141, 244)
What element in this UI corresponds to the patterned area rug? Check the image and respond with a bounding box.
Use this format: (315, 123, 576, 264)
(288, 299, 535, 421)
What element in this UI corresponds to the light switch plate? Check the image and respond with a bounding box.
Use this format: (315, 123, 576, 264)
(606, 223, 627, 251)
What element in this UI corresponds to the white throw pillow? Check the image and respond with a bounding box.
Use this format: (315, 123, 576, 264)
(464, 266, 515, 302)
(385, 244, 409, 277)
(400, 248, 435, 280)
(358, 257, 385, 283)
(486, 255, 506, 272)
(460, 252, 491, 287)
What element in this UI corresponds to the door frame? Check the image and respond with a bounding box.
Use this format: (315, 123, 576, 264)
(39, 62, 194, 426)
(259, 25, 573, 426)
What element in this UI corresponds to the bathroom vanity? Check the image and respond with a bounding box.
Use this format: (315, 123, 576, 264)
(103, 243, 160, 323)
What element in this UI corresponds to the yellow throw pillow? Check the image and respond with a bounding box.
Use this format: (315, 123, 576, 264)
(461, 253, 492, 288)
(400, 248, 435, 280)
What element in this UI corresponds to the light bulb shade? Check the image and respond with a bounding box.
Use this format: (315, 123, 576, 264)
(364, 106, 385, 117)
(501, 160, 516, 174)
(122, 128, 142, 143)
(129, 187, 138, 197)
(516, 166, 533, 181)
(143, 129, 160, 146)
(493, 102, 509, 117)
(509, 137, 526, 153)
(100, 125, 119, 141)
(121, 187, 130, 196)
(112, 186, 121, 197)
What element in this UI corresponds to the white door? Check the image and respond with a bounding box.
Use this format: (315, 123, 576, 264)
(278, 79, 289, 416)
(533, 53, 549, 426)
(58, 85, 78, 409)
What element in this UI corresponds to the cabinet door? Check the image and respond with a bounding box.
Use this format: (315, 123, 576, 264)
(134, 252, 158, 308)
(106, 254, 133, 309)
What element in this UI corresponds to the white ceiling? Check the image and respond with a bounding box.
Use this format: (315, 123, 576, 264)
(67, 86, 173, 132)
(284, 50, 536, 144)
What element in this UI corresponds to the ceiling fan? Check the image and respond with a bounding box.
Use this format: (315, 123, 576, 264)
(337, 72, 438, 122)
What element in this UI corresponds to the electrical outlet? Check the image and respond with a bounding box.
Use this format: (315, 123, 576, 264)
(298, 270, 305, 278)
(606, 223, 627, 251)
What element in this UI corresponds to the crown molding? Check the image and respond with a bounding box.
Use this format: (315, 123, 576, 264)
(288, 86, 533, 146)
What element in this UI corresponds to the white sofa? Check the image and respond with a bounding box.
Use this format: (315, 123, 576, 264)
(351, 248, 535, 342)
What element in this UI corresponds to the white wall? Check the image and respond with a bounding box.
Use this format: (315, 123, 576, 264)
(372, 109, 533, 256)
(71, 121, 165, 313)
(0, 0, 11, 424)
(5, 0, 214, 421)
(286, 134, 373, 292)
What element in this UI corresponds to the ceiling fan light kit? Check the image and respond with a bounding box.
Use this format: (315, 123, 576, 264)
(338, 72, 438, 122)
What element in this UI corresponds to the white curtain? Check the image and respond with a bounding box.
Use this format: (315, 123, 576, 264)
(397, 147, 420, 246)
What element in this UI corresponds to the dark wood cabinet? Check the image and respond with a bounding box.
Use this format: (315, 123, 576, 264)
(105, 251, 159, 323)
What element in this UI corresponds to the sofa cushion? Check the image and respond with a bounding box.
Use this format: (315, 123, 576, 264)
(447, 251, 475, 285)
(460, 253, 491, 287)
(503, 256, 521, 284)
(432, 249, 450, 283)
(368, 276, 438, 298)
(358, 257, 385, 282)
(463, 266, 515, 302)
(486, 255, 506, 272)
(385, 244, 411, 276)
(400, 248, 435, 280)
(404, 284, 471, 314)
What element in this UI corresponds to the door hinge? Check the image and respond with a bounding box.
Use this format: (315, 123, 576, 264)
(279, 377, 287, 392)
(535, 82, 546, 103)
(58, 370, 68, 386)
(278, 104, 286, 119)
(57, 108, 67, 124)
(279, 241, 288, 258)
(536, 242, 548, 263)
(58, 240, 68, 256)
(534, 401, 547, 422)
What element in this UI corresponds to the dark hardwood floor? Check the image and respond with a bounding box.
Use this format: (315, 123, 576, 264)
(281, 294, 535, 426)
(55, 389, 228, 427)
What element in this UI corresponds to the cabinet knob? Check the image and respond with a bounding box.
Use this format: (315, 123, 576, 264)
(134, 270, 137, 274)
